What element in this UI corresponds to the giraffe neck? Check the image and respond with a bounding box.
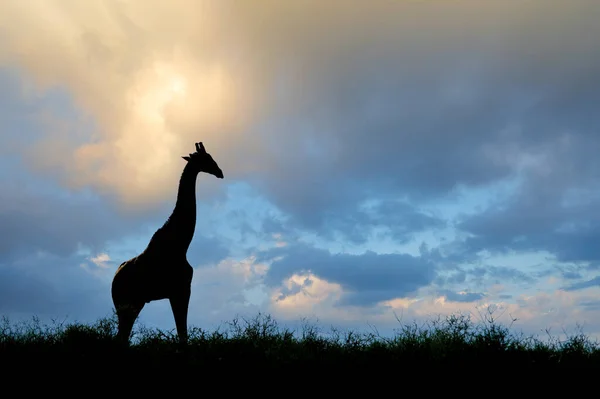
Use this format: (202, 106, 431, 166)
(146, 163, 199, 256)
(173, 163, 199, 220)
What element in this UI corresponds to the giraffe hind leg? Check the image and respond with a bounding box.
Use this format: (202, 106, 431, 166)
(115, 302, 144, 346)
(169, 286, 191, 348)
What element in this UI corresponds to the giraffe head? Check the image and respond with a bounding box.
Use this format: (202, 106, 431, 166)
(182, 142, 224, 178)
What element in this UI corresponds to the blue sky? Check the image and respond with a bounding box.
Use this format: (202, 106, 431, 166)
(1, 0, 600, 340)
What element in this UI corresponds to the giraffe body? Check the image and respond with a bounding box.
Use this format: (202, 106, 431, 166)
(111, 142, 223, 347)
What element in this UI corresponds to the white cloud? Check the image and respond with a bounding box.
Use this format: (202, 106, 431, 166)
(265, 272, 600, 341)
(270, 273, 343, 313)
(89, 253, 111, 269)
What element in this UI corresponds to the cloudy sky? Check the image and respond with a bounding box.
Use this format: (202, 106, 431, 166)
(1, 0, 600, 340)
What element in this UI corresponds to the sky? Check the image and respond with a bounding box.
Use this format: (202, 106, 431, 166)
(1, 0, 600, 341)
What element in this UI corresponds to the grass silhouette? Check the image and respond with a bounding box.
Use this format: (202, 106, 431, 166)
(1, 308, 598, 376)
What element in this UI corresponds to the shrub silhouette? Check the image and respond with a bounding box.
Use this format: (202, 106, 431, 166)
(2, 309, 599, 376)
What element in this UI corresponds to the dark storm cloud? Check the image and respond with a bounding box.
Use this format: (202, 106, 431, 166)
(322, 200, 447, 245)
(434, 264, 536, 293)
(246, 1, 600, 257)
(186, 235, 230, 267)
(438, 290, 486, 303)
(258, 244, 436, 306)
(0, 267, 59, 315)
(0, 186, 138, 262)
(0, 179, 129, 319)
(564, 276, 600, 292)
(0, 181, 230, 267)
(436, 270, 467, 286)
(0, 252, 112, 321)
(562, 271, 583, 280)
(455, 133, 600, 266)
(471, 266, 536, 285)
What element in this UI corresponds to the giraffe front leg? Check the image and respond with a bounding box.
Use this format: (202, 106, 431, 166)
(169, 285, 191, 349)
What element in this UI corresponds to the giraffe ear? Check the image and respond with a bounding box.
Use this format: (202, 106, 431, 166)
(182, 156, 191, 161)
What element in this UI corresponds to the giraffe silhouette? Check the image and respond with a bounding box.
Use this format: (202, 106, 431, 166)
(111, 142, 224, 347)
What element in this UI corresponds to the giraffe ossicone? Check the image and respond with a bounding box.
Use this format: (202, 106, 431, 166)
(111, 141, 224, 347)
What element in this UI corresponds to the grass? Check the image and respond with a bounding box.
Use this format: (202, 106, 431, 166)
(1, 308, 599, 377)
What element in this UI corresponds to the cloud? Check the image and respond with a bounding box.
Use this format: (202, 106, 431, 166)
(0, 251, 112, 322)
(259, 243, 436, 306)
(0, 266, 61, 316)
(269, 273, 343, 314)
(316, 199, 447, 245)
(1, 1, 598, 221)
(454, 131, 600, 266)
(265, 270, 600, 341)
(0, 0, 257, 209)
(564, 276, 600, 292)
(89, 253, 111, 269)
(437, 290, 486, 303)
(0, 176, 141, 262)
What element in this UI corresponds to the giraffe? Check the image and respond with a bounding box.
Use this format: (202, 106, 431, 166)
(111, 142, 224, 348)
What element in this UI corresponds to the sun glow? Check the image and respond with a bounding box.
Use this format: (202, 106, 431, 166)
(169, 77, 186, 96)
(132, 62, 189, 125)
(107, 58, 239, 202)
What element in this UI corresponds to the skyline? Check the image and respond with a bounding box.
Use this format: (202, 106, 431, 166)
(1, 0, 600, 340)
